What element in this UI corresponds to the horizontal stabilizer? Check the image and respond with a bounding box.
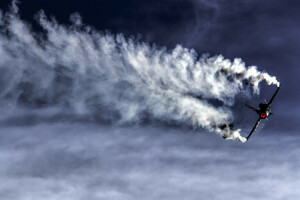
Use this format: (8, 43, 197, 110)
(245, 104, 259, 112)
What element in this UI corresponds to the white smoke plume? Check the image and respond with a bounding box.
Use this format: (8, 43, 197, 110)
(0, 2, 280, 142)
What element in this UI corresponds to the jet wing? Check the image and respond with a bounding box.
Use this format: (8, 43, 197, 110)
(267, 85, 280, 106)
(246, 117, 262, 141)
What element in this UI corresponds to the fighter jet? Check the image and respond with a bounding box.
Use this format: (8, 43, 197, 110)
(245, 85, 281, 140)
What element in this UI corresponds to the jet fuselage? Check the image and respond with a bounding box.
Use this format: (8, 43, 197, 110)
(257, 103, 271, 119)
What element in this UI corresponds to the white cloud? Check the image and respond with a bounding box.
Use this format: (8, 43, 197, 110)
(0, 6, 279, 141)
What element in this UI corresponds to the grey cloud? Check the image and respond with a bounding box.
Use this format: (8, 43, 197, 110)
(0, 124, 299, 199)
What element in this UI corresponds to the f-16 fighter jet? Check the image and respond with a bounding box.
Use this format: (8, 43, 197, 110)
(245, 85, 281, 140)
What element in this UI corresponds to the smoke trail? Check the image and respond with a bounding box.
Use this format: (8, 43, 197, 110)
(0, 2, 279, 142)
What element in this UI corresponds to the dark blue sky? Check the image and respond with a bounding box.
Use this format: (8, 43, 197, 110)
(1, 0, 297, 130)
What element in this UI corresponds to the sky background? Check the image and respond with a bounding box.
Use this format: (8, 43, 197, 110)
(0, 0, 299, 199)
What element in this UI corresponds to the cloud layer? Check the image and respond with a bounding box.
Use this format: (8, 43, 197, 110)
(0, 124, 299, 200)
